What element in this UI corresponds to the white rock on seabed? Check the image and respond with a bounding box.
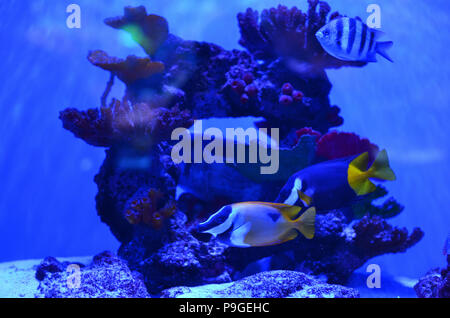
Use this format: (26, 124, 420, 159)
(160, 270, 360, 298)
(0, 257, 91, 298)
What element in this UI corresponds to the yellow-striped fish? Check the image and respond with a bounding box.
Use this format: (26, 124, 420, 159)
(198, 202, 315, 247)
(316, 17, 393, 63)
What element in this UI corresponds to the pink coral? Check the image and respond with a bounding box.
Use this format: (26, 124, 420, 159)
(295, 127, 321, 140)
(316, 131, 379, 161)
(293, 129, 379, 161)
(279, 82, 305, 106)
(228, 72, 259, 104)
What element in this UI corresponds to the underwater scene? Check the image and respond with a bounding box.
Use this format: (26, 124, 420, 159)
(0, 0, 449, 300)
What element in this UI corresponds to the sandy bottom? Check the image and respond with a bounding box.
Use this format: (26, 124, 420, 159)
(0, 257, 417, 298)
(0, 257, 91, 298)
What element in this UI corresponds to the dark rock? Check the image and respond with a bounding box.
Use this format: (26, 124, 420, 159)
(35, 257, 65, 281)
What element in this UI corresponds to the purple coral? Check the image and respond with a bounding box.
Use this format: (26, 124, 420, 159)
(278, 82, 305, 107)
(60, 99, 193, 148)
(316, 131, 379, 161)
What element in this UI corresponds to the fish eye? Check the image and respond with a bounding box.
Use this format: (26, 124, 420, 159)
(323, 30, 330, 37)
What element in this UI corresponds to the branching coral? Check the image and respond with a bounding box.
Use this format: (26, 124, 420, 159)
(60, 99, 193, 148)
(352, 215, 424, 258)
(125, 188, 176, 229)
(237, 1, 367, 69)
(351, 186, 403, 219)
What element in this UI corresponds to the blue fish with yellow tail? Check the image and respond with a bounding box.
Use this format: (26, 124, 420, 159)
(198, 202, 316, 247)
(276, 150, 396, 211)
(315, 17, 393, 62)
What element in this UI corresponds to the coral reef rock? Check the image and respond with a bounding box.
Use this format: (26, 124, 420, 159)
(58, 0, 424, 298)
(118, 209, 422, 294)
(36, 251, 150, 298)
(414, 255, 450, 298)
(161, 270, 359, 298)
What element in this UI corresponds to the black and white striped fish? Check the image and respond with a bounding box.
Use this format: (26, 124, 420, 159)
(315, 17, 393, 63)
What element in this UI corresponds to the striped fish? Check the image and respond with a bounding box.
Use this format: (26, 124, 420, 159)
(315, 17, 393, 63)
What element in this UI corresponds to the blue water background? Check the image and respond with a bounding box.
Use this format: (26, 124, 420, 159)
(0, 0, 449, 283)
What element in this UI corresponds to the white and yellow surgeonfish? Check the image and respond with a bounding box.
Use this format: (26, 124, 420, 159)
(315, 17, 393, 62)
(197, 202, 315, 247)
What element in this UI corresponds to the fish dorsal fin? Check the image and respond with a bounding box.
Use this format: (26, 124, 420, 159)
(240, 202, 301, 219)
(372, 29, 385, 40)
(275, 204, 302, 220)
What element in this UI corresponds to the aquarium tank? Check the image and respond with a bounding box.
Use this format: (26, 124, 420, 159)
(0, 0, 449, 301)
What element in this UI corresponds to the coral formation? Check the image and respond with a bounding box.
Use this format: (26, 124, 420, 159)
(104, 6, 169, 56)
(294, 129, 379, 161)
(116, 209, 422, 293)
(237, 1, 366, 69)
(60, 99, 193, 148)
(57, 1, 424, 297)
(316, 131, 379, 161)
(161, 270, 359, 298)
(88, 50, 164, 85)
(125, 188, 176, 228)
(36, 251, 149, 298)
(414, 255, 450, 298)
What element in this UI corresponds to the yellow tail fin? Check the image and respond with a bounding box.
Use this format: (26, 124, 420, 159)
(348, 150, 396, 195)
(293, 207, 316, 239)
(369, 149, 396, 181)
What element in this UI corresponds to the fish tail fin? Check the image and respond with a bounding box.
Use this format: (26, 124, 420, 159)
(376, 41, 393, 62)
(348, 152, 377, 195)
(369, 149, 397, 181)
(293, 207, 316, 239)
